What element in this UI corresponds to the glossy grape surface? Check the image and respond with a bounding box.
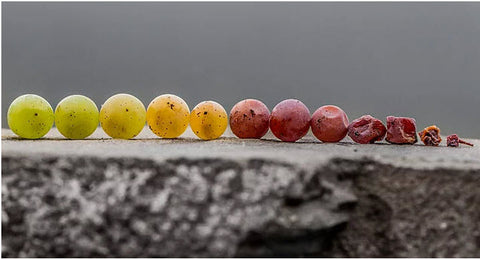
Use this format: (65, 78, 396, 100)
(190, 101, 228, 140)
(229, 99, 270, 139)
(311, 105, 349, 142)
(269, 99, 310, 142)
(147, 94, 190, 138)
(55, 95, 99, 139)
(99, 93, 146, 139)
(7, 94, 54, 139)
(347, 115, 386, 144)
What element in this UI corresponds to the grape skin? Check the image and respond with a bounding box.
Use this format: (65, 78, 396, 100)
(55, 95, 99, 139)
(147, 94, 190, 138)
(99, 93, 146, 139)
(311, 105, 349, 143)
(269, 99, 311, 142)
(7, 94, 54, 139)
(229, 99, 270, 139)
(190, 101, 228, 140)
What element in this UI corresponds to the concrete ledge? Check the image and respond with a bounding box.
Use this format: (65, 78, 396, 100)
(2, 128, 480, 257)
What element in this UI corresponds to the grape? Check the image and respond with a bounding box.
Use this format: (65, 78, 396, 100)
(55, 95, 99, 139)
(269, 99, 310, 142)
(347, 115, 386, 144)
(147, 94, 190, 138)
(311, 105, 349, 142)
(229, 99, 270, 139)
(7, 94, 54, 139)
(190, 101, 228, 140)
(99, 93, 146, 139)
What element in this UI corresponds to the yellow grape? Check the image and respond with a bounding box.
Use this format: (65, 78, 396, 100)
(7, 94, 54, 139)
(147, 94, 190, 138)
(190, 101, 228, 140)
(54, 95, 99, 139)
(99, 93, 146, 139)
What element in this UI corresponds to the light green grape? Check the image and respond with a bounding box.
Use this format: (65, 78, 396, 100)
(55, 95, 99, 139)
(7, 94, 54, 139)
(99, 93, 146, 139)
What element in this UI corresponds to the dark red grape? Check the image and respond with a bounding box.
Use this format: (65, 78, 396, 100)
(311, 105, 349, 142)
(229, 99, 270, 139)
(269, 99, 310, 142)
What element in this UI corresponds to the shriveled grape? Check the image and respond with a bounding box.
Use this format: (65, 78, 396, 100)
(190, 101, 228, 140)
(269, 99, 310, 142)
(229, 99, 270, 139)
(55, 95, 99, 139)
(147, 94, 190, 138)
(99, 93, 146, 139)
(7, 94, 54, 139)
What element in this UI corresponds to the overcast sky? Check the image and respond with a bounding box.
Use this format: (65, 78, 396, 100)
(3, 2, 480, 137)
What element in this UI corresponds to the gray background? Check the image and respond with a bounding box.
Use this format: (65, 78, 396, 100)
(2, 2, 479, 138)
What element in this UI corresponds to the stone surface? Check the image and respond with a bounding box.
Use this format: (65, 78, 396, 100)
(2, 127, 480, 257)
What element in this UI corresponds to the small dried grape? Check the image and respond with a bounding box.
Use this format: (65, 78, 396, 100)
(229, 99, 270, 139)
(385, 116, 418, 144)
(99, 93, 146, 139)
(147, 94, 190, 138)
(269, 99, 310, 142)
(418, 125, 442, 146)
(190, 101, 228, 140)
(55, 95, 99, 139)
(311, 105, 349, 142)
(446, 134, 474, 147)
(7, 94, 54, 139)
(348, 115, 386, 144)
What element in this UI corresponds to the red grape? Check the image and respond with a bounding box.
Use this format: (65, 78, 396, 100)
(385, 116, 417, 144)
(269, 99, 310, 142)
(348, 115, 386, 144)
(311, 105, 349, 142)
(229, 99, 270, 139)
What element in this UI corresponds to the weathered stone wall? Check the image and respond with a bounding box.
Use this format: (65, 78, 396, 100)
(3, 155, 480, 257)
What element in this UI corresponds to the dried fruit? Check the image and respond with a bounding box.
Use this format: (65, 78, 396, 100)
(311, 105, 349, 142)
(229, 99, 270, 139)
(385, 116, 418, 144)
(347, 115, 386, 144)
(446, 134, 474, 147)
(270, 99, 310, 142)
(418, 125, 442, 146)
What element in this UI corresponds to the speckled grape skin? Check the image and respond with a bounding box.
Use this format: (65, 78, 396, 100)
(7, 94, 54, 139)
(269, 99, 311, 142)
(229, 99, 270, 139)
(147, 94, 190, 138)
(99, 94, 146, 139)
(311, 105, 349, 143)
(55, 95, 99, 139)
(190, 101, 228, 140)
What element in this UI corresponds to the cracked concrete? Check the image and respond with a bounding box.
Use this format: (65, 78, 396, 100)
(2, 127, 480, 257)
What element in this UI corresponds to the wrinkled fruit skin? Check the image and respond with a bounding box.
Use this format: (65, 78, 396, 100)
(385, 116, 418, 144)
(447, 134, 474, 147)
(229, 99, 270, 139)
(447, 134, 460, 147)
(270, 99, 310, 142)
(311, 105, 349, 143)
(147, 94, 190, 138)
(190, 101, 228, 140)
(347, 115, 386, 144)
(418, 125, 442, 146)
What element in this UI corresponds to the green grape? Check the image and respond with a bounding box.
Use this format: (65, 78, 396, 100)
(7, 94, 54, 139)
(99, 93, 146, 139)
(55, 95, 99, 139)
